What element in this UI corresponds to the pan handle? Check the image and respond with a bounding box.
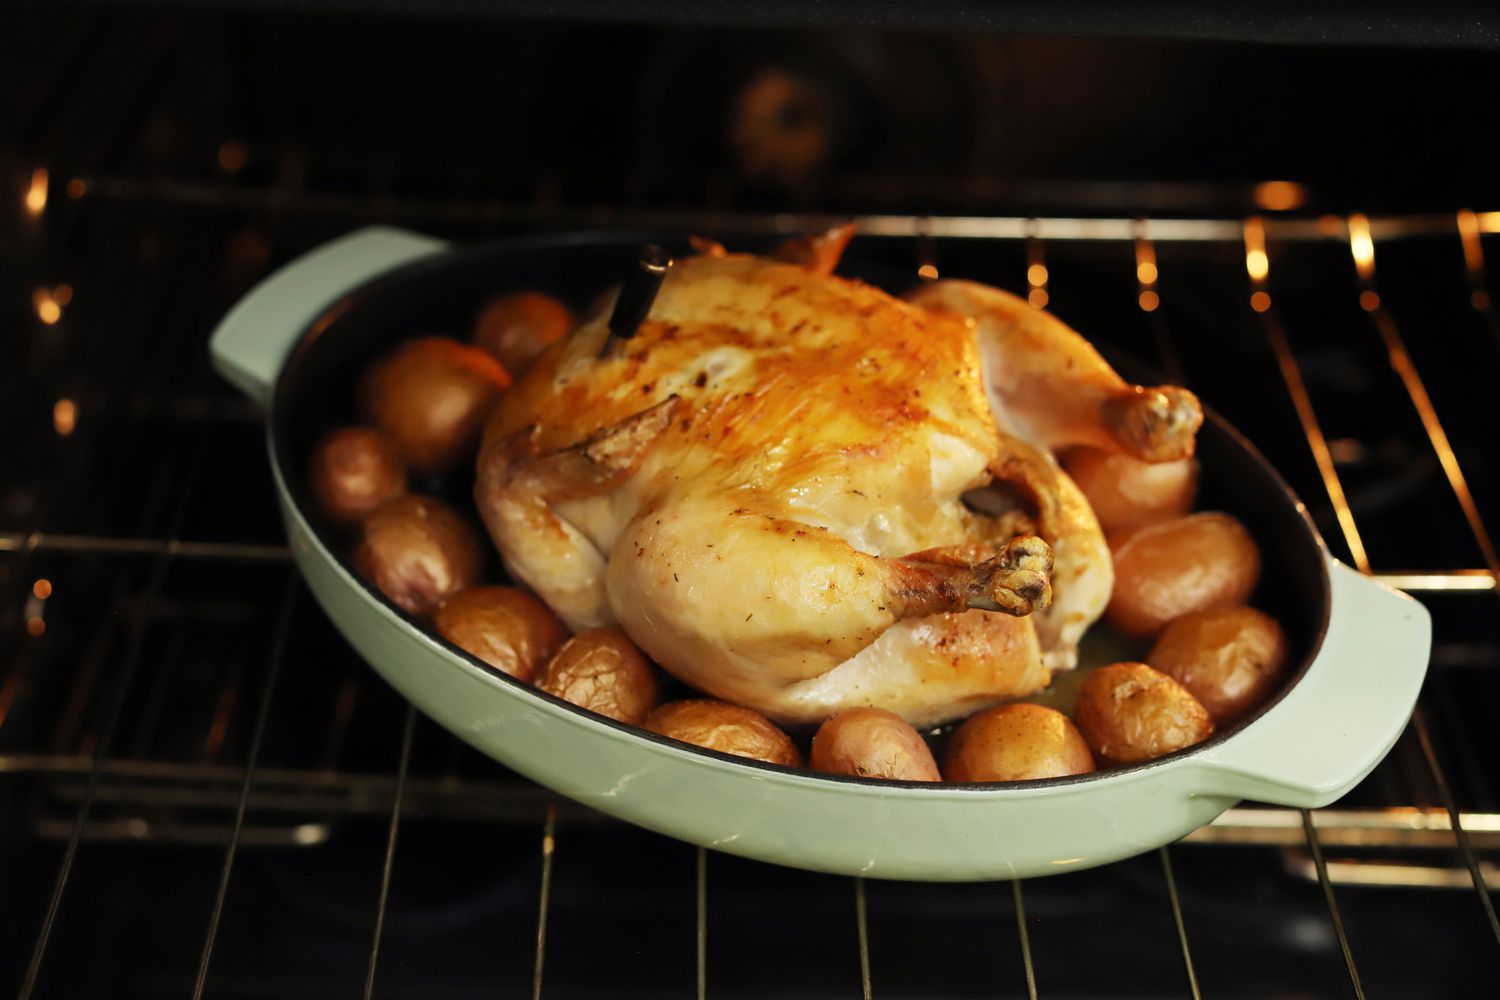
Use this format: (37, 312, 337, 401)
(209, 225, 448, 408)
(1187, 560, 1431, 807)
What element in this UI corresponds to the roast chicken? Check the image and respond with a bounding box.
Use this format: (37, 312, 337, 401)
(476, 230, 1202, 726)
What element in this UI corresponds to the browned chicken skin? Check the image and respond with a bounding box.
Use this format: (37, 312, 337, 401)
(476, 233, 1199, 725)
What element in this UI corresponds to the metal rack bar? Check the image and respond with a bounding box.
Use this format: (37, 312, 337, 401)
(15, 426, 211, 1000)
(363, 703, 417, 1000)
(533, 804, 557, 1000)
(0, 532, 291, 561)
(854, 878, 872, 1000)
(1251, 213, 1500, 966)
(1011, 881, 1038, 1000)
(1159, 847, 1202, 999)
(1411, 708, 1500, 945)
(1351, 218, 1500, 594)
(191, 579, 298, 1000)
(696, 846, 707, 1000)
(1302, 809, 1368, 998)
(41, 171, 1500, 244)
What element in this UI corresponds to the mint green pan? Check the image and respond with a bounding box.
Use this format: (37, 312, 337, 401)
(210, 226, 1431, 881)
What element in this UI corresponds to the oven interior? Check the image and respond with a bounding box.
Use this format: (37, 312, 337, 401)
(2, 8, 1498, 998)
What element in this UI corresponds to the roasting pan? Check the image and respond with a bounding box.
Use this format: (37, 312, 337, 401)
(209, 226, 1431, 880)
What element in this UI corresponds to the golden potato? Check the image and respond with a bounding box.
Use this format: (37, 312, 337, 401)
(644, 700, 803, 767)
(308, 426, 406, 526)
(810, 708, 940, 782)
(1073, 662, 1214, 766)
(1061, 447, 1198, 535)
(1148, 606, 1289, 725)
(353, 495, 483, 618)
(433, 586, 567, 683)
(473, 291, 573, 376)
(359, 336, 512, 478)
(943, 703, 1095, 782)
(1106, 512, 1261, 638)
(538, 627, 660, 725)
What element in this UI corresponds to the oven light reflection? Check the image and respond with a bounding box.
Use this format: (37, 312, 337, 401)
(1026, 233, 1048, 309)
(25, 617, 45, 637)
(1253, 180, 1307, 212)
(32, 579, 52, 600)
(1457, 209, 1484, 274)
(53, 398, 77, 436)
(25, 167, 48, 216)
(33, 288, 61, 325)
(66, 177, 86, 199)
(1243, 217, 1269, 283)
(1348, 213, 1376, 280)
(217, 140, 247, 173)
(916, 263, 939, 281)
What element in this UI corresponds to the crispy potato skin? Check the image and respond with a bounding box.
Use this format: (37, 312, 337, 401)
(943, 703, 1095, 782)
(1148, 606, 1288, 725)
(1060, 447, 1198, 536)
(538, 627, 660, 725)
(353, 495, 483, 618)
(360, 337, 511, 477)
(1073, 662, 1214, 766)
(644, 700, 803, 767)
(473, 292, 574, 376)
(309, 426, 407, 526)
(1106, 512, 1261, 638)
(433, 586, 568, 683)
(810, 708, 940, 782)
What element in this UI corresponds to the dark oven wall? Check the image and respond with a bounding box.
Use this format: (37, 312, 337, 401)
(5, 10, 1500, 217)
(2, 7, 1498, 1000)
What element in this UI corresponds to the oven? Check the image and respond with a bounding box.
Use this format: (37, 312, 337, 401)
(2, 7, 1497, 997)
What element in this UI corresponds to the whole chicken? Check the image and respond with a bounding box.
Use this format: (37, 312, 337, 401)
(476, 230, 1201, 726)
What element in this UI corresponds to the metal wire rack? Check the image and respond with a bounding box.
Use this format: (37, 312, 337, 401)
(3, 23, 1499, 989)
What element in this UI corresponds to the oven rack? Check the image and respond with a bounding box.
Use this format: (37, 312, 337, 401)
(5, 163, 1500, 995)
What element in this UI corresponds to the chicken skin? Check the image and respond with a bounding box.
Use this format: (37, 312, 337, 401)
(476, 238, 1199, 725)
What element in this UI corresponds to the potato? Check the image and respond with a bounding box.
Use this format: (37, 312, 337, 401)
(1061, 447, 1198, 535)
(433, 586, 567, 683)
(353, 495, 483, 618)
(1148, 606, 1289, 725)
(1106, 512, 1261, 638)
(359, 336, 512, 478)
(1073, 662, 1214, 766)
(473, 291, 573, 376)
(308, 426, 407, 526)
(538, 627, 659, 725)
(644, 700, 803, 767)
(810, 708, 940, 782)
(943, 703, 1094, 782)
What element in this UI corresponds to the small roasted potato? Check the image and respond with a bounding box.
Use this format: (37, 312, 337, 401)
(308, 426, 407, 526)
(1106, 512, 1261, 638)
(943, 703, 1094, 782)
(1148, 606, 1289, 725)
(538, 627, 659, 725)
(810, 708, 940, 782)
(644, 700, 803, 767)
(433, 586, 567, 683)
(359, 336, 512, 478)
(353, 495, 483, 618)
(473, 291, 574, 376)
(1061, 447, 1198, 536)
(1073, 662, 1214, 766)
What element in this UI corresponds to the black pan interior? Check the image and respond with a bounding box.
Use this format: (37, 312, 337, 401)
(270, 232, 1330, 784)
